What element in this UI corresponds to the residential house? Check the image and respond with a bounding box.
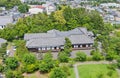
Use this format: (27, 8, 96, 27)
(100, 3, 120, 8)
(24, 27, 94, 52)
(29, 5, 45, 14)
(0, 16, 13, 29)
(42, 2, 56, 15)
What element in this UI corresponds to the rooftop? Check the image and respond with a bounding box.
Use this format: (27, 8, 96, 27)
(0, 16, 13, 26)
(25, 27, 94, 48)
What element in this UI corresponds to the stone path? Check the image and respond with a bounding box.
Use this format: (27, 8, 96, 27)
(73, 61, 117, 78)
(116, 69, 120, 78)
(74, 64, 79, 78)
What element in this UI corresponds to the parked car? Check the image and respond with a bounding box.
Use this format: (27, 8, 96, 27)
(6, 50, 10, 55)
(13, 46, 16, 50)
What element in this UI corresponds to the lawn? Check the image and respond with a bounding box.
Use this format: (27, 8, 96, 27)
(68, 68, 75, 78)
(23, 68, 75, 78)
(78, 64, 118, 78)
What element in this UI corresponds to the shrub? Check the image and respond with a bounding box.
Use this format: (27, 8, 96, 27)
(13, 71, 24, 78)
(75, 52, 86, 61)
(0, 64, 4, 72)
(25, 64, 38, 73)
(107, 64, 116, 70)
(106, 51, 116, 61)
(92, 52, 103, 61)
(58, 52, 69, 62)
(61, 66, 71, 76)
(86, 56, 92, 61)
(5, 57, 19, 70)
(107, 70, 113, 77)
(22, 53, 36, 64)
(5, 70, 14, 78)
(49, 67, 67, 78)
(90, 50, 95, 55)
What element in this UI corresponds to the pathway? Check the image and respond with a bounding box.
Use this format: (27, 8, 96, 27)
(74, 64, 79, 78)
(116, 69, 120, 78)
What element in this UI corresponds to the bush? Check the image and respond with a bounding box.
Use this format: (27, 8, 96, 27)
(107, 64, 116, 70)
(61, 66, 71, 76)
(5, 57, 19, 70)
(117, 57, 120, 69)
(107, 70, 113, 77)
(75, 52, 86, 61)
(24, 64, 38, 73)
(92, 52, 103, 61)
(86, 56, 92, 61)
(58, 52, 69, 62)
(106, 51, 116, 61)
(13, 71, 24, 78)
(22, 53, 36, 64)
(68, 59, 75, 67)
(39, 52, 55, 73)
(115, 31, 120, 37)
(0, 64, 4, 72)
(90, 50, 95, 55)
(49, 67, 67, 78)
(5, 70, 14, 78)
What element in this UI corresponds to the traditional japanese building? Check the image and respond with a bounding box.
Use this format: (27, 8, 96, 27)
(24, 27, 94, 52)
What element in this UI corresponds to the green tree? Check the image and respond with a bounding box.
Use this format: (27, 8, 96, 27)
(14, 40, 29, 59)
(92, 51, 103, 61)
(117, 57, 120, 69)
(13, 71, 24, 78)
(115, 42, 120, 55)
(0, 64, 4, 72)
(5, 57, 19, 70)
(24, 64, 38, 73)
(92, 41, 98, 51)
(61, 66, 71, 76)
(0, 0, 7, 7)
(75, 52, 87, 61)
(39, 52, 55, 73)
(58, 52, 69, 62)
(23, 53, 36, 64)
(18, 4, 29, 13)
(5, 70, 14, 78)
(0, 43, 7, 58)
(6, 0, 21, 9)
(64, 37, 72, 54)
(50, 67, 67, 78)
(106, 51, 116, 61)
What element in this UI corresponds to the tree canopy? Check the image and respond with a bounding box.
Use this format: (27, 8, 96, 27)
(5, 57, 19, 70)
(49, 67, 67, 78)
(0, 0, 21, 9)
(0, 6, 105, 41)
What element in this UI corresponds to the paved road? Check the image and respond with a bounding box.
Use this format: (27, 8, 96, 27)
(73, 61, 117, 78)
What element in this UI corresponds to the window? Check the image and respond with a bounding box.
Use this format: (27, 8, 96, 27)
(54, 47, 57, 50)
(82, 44, 86, 47)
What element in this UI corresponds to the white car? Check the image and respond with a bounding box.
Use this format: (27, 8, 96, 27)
(6, 50, 10, 55)
(13, 46, 16, 50)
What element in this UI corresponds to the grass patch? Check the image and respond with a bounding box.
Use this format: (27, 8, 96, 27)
(68, 68, 75, 78)
(78, 64, 118, 78)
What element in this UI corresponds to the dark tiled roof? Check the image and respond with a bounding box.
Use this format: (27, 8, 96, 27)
(26, 37, 65, 48)
(0, 16, 13, 26)
(24, 27, 94, 48)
